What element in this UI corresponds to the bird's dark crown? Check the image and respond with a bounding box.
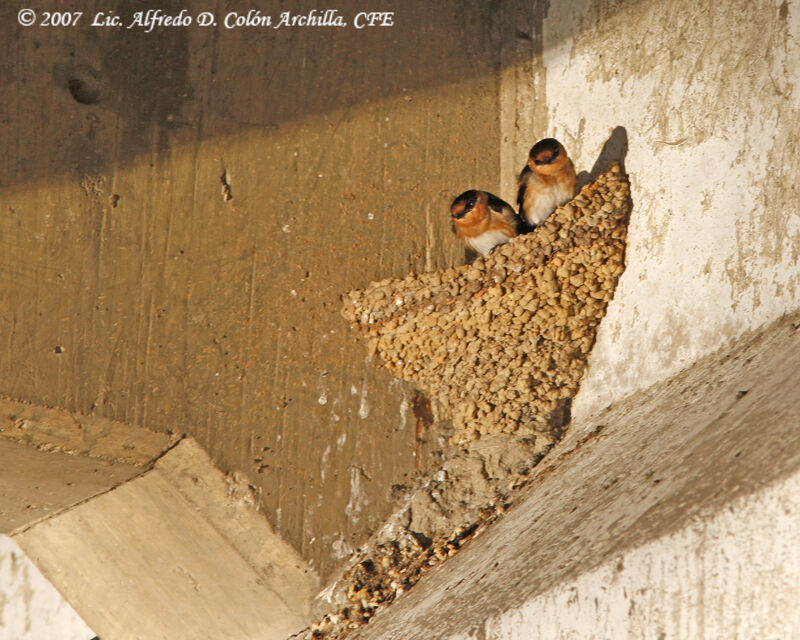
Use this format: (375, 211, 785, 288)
(451, 190, 479, 219)
(530, 138, 561, 165)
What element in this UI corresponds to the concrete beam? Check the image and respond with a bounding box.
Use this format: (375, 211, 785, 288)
(12, 440, 317, 639)
(153, 439, 320, 618)
(354, 311, 800, 639)
(0, 439, 141, 534)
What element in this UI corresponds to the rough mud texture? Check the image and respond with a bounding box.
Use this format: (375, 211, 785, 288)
(302, 430, 543, 638)
(305, 166, 631, 639)
(342, 165, 631, 445)
(310, 431, 554, 638)
(298, 511, 500, 640)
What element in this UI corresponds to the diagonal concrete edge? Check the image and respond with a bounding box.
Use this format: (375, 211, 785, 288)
(1, 439, 143, 535)
(153, 439, 320, 617)
(12, 439, 318, 640)
(353, 310, 800, 639)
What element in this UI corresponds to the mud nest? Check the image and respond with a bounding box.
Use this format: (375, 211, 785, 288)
(342, 164, 631, 445)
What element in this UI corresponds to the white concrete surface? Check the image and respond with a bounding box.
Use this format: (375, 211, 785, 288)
(484, 475, 800, 639)
(532, 0, 800, 423)
(13, 440, 314, 640)
(0, 535, 95, 640)
(355, 311, 800, 640)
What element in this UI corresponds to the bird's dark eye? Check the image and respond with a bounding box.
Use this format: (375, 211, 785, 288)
(466, 199, 476, 210)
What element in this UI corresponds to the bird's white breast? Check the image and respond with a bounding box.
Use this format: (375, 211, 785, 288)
(467, 228, 513, 256)
(522, 177, 574, 226)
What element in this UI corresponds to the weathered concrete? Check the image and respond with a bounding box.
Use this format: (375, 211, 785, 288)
(0, 0, 531, 577)
(531, 0, 800, 422)
(0, 535, 95, 640)
(153, 438, 320, 619)
(484, 474, 800, 639)
(0, 396, 176, 465)
(0, 438, 141, 533)
(354, 311, 800, 639)
(13, 439, 315, 639)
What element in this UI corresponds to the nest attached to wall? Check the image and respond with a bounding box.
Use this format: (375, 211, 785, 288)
(342, 164, 631, 446)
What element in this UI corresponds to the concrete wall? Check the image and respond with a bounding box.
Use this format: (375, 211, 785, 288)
(0, 1, 532, 577)
(356, 310, 800, 640)
(528, 0, 800, 422)
(3, 0, 798, 594)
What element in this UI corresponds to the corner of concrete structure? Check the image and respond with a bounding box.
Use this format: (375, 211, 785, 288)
(154, 438, 321, 618)
(9, 434, 318, 639)
(0, 535, 96, 640)
(0, 396, 177, 466)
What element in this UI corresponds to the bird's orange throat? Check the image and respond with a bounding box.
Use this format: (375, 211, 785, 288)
(455, 206, 514, 240)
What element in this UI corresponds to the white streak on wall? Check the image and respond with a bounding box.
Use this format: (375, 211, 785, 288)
(344, 467, 369, 523)
(359, 381, 371, 420)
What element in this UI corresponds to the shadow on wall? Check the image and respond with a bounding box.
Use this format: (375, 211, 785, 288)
(576, 125, 629, 190)
(2, 1, 643, 188)
(2, 0, 530, 186)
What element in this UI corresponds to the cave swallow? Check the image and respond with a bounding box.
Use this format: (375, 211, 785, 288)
(450, 190, 520, 256)
(517, 138, 576, 227)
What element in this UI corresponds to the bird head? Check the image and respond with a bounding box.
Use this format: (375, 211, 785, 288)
(527, 138, 570, 175)
(450, 190, 487, 228)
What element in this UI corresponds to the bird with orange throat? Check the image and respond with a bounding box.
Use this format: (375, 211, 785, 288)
(450, 190, 520, 256)
(517, 138, 576, 228)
